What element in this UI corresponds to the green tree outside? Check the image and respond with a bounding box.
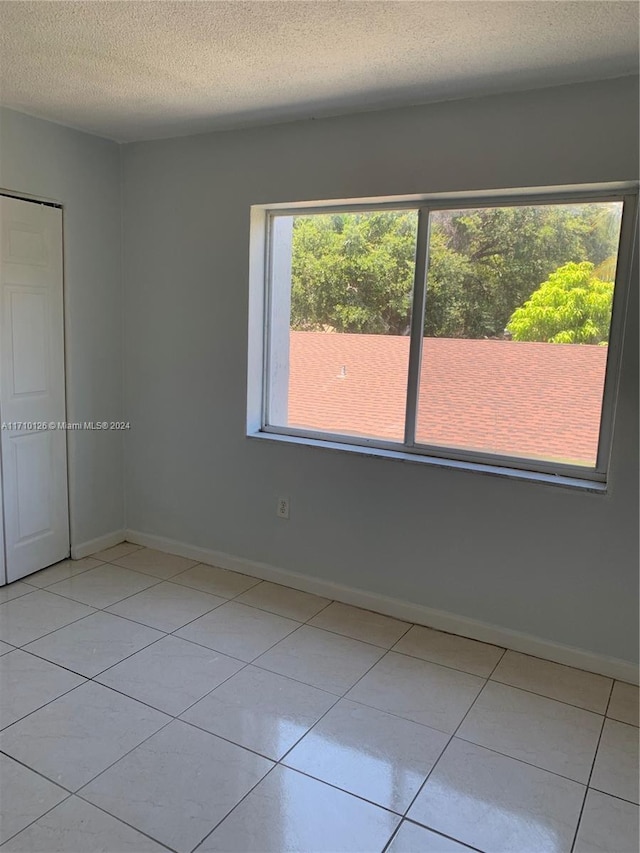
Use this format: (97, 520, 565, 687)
(291, 211, 417, 335)
(506, 262, 614, 344)
(289, 203, 621, 341)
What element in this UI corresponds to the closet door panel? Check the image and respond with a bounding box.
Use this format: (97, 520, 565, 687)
(0, 197, 69, 582)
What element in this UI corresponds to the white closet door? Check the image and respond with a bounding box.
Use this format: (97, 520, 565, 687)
(0, 196, 69, 582)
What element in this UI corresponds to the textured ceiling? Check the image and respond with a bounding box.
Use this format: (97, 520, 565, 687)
(0, 1, 638, 143)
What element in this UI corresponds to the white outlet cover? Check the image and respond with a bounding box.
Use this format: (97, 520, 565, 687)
(277, 498, 289, 519)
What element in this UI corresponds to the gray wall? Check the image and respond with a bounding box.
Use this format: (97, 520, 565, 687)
(117, 76, 636, 664)
(0, 107, 124, 547)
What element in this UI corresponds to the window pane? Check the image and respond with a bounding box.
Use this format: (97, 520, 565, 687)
(416, 202, 624, 467)
(268, 210, 418, 442)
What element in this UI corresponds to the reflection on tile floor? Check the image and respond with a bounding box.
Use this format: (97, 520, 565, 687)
(0, 545, 638, 852)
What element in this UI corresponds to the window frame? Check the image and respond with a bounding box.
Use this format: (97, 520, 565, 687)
(250, 183, 638, 486)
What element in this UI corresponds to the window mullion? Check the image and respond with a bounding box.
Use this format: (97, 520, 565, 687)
(404, 207, 430, 447)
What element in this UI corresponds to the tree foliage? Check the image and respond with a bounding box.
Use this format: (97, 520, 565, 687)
(289, 204, 621, 340)
(291, 212, 417, 335)
(506, 262, 613, 344)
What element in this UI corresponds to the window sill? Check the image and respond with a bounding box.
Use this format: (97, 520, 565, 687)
(248, 429, 608, 494)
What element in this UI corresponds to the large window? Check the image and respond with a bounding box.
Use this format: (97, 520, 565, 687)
(253, 187, 637, 484)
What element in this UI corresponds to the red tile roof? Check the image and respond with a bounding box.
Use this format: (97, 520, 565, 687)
(287, 331, 608, 466)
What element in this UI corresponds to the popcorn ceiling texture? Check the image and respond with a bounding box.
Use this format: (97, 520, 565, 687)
(0, 1, 638, 142)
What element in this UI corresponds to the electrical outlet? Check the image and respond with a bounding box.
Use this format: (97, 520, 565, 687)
(277, 497, 290, 519)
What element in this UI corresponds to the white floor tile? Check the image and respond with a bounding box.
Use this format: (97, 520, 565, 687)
(308, 602, 409, 648)
(24, 612, 163, 677)
(491, 651, 612, 713)
(2, 544, 632, 853)
(574, 789, 639, 853)
(111, 547, 198, 578)
(0, 581, 35, 603)
(235, 581, 330, 621)
(393, 625, 504, 677)
(199, 764, 400, 853)
(0, 754, 68, 845)
(46, 564, 159, 609)
(23, 558, 104, 589)
(408, 738, 585, 853)
(387, 821, 474, 852)
(0, 649, 84, 729)
(96, 635, 243, 715)
(181, 665, 336, 759)
(175, 601, 301, 662)
(80, 720, 273, 853)
(0, 681, 169, 791)
(255, 625, 385, 695)
(106, 580, 226, 631)
(458, 681, 603, 782)
(172, 563, 260, 598)
(590, 718, 639, 803)
(284, 698, 448, 812)
(92, 542, 142, 562)
(607, 681, 639, 727)
(346, 651, 483, 734)
(2, 796, 167, 852)
(0, 590, 95, 647)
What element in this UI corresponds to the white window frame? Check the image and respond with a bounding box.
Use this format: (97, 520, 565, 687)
(247, 183, 638, 489)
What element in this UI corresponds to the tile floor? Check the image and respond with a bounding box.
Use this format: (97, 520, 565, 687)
(0, 544, 638, 853)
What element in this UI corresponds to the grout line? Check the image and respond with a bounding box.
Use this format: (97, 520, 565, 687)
(584, 786, 640, 807)
(20, 559, 110, 585)
(190, 762, 280, 853)
(0, 783, 74, 848)
(381, 824, 403, 853)
(71, 713, 176, 795)
(79, 804, 177, 853)
(488, 675, 612, 715)
(178, 715, 282, 763)
(71, 793, 179, 853)
(603, 678, 617, 717)
(39, 570, 166, 609)
(0, 655, 89, 729)
(18, 560, 107, 589)
(1, 608, 100, 651)
(169, 612, 303, 660)
(488, 646, 508, 678)
(160, 632, 256, 666)
(15, 617, 168, 678)
(0, 586, 36, 603)
(274, 760, 405, 816)
(0, 767, 172, 853)
(385, 818, 484, 853)
(0, 749, 76, 795)
(569, 678, 615, 852)
(451, 735, 590, 787)
(486, 645, 621, 681)
(190, 762, 399, 853)
(399, 657, 504, 824)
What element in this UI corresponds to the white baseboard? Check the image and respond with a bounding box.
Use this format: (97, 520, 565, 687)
(125, 528, 639, 685)
(72, 530, 126, 560)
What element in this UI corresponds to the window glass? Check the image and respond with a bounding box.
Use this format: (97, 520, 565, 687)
(415, 202, 623, 466)
(268, 210, 419, 442)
